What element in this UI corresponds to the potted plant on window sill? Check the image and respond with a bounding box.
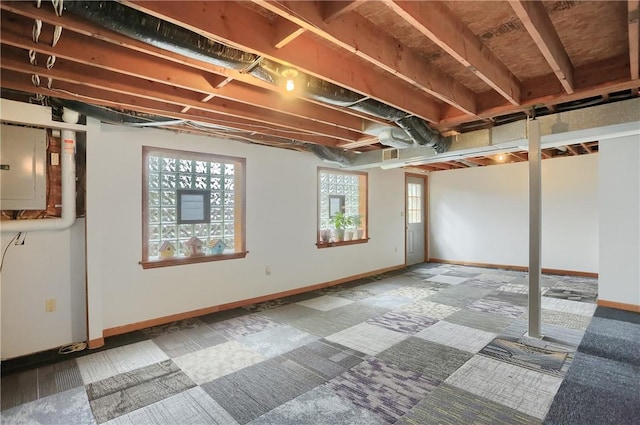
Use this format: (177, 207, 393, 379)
(329, 210, 352, 242)
(351, 215, 365, 240)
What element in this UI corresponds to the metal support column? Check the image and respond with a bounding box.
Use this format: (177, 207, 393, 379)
(528, 118, 542, 338)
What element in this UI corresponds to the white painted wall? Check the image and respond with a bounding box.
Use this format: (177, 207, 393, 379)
(429, 154, 599, 273)
(86, 124, 406, 335)
(599, 135, 640, 306)
(0, 219, 86, 359)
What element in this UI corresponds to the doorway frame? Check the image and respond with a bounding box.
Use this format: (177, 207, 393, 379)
(405, 172, 429, 265)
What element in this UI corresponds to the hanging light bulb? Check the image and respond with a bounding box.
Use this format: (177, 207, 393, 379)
(281, 68, 298, 93)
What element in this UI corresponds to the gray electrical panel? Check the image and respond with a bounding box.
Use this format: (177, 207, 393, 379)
(0, 124, 47, 210)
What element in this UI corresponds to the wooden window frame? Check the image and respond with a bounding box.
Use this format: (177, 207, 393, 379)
(316, 167, 369, 248)
(141, 146, 247, 269)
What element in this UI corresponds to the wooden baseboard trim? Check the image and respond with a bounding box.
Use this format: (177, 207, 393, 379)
(428, 258, 598, 278)
(597, 299, 640, 313)
(103, 264, 405, 338)
(87, 337, 105, 349)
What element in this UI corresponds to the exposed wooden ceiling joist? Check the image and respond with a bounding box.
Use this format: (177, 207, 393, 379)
(253, 0, 478, 116)
(385, 1, 521, 106)
(630, 0, 640, 80)
(508, 0, 574, 94)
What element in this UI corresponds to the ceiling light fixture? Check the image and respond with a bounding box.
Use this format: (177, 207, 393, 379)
(281, 68, 298, 93)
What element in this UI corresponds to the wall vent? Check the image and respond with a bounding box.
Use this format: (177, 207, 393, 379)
(382, 148, 399, 161)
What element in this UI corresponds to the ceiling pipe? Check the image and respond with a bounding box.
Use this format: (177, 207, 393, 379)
(1, 108, 79, 234)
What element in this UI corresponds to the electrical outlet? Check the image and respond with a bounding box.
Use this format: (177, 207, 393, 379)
(265, 266, 271, 275)
(45, 299, 56, 312)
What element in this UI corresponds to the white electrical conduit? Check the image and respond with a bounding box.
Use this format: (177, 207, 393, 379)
(0, 108, 78, 234)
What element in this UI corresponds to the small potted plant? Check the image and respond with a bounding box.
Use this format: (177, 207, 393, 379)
(350, 215, 365, 240)
(329, 210, 352, 241)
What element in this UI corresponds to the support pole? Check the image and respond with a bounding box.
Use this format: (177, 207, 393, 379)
(528, 118, 542, 338)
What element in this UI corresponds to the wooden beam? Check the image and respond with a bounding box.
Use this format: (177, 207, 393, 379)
(580, 142, 593, 154)
(123, 0, 442, 123)
(509, 152, 528, 162)
(630, 1, 640, 80)
(565, 144, 579, 156)
(509, 0, 574, 94)
(337, 136, 380, 150)
(0, 70, 344, 147)
(425, 162, 454, 170)
(0, 15, 367, 136)
(386, 0, 521, 106)
(1, 1, 387, 125)
(0, 50, 361, 142)
(541, 149, 552, 159)
(253, 0, 477, 116)
(463, 157, 491, 166)
(273, 17, 305, 48)
(322, 1, 365, 22)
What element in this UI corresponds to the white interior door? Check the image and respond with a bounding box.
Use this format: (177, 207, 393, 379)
(406, 175, 426, 265)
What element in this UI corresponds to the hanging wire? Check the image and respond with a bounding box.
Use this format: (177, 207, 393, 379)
(47, 77, 54, 89)
(51, 0, 64, 17)
(31, 74, 41, 87)
(46, 55, 56, 69)
(32, 19, 42, 43)
(36, 0, 42, 8)
(29, 49, 38, 65)
(52, 25, 63, 47)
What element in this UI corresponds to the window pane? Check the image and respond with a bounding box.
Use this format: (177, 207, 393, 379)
(318, 168, 367, 244)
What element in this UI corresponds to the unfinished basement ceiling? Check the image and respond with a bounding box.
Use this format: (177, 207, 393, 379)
(0, 1, 638, 170)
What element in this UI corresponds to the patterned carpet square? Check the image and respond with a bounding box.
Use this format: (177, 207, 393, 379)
(416, 321, 497, 353)
(208, 314, 280, 339)
(445, 308, 514, 333)
(359, 293, 414, 309)
(521, 308, 592, 331)
(327, 358, 439, 423)
(388, 286, 437, 300)
(247, 386, 386, 425)
(325, 322, 409, 355)
(378, 337, 473, 381)
(479, 338, 572, 377)
(279, 340, 365, 380)
(238, 325, 319, 358)
(173, 340, 265, 384)
(395, 383, 540, 425)
(201, 358, 325, 424)
(76, 341, 169, 385)
(152, 325, 228, 357)
(0, 387, 95, 425)
(424, 275, 469, 285)
(103, 387, 238, 425)
(296, 295, 354, 311)
(446, 355, 562, 419)
(466, 298, 525, 319)
(541, 297, 597, 317)
(86, 360, 195, 423)
(366, 311, 438, 334)
(399, 300, 460, 320)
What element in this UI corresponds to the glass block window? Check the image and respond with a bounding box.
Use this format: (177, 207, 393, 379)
(318, 167, 368, 245)
(142, 147, 246, 268)
(407, 182, 423, 224)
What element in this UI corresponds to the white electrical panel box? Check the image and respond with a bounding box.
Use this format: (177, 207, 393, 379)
(0, 124, 47, 210)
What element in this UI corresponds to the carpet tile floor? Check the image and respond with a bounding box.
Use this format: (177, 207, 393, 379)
(2, 263, 638, 424)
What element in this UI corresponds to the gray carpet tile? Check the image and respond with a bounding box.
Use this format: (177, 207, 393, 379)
(315, 286, 377, 301)
(282, 303, 388, 337)
(238, 325, 319, 358)
(255, 303, 321, 325)
(1, 386, 96, 425)
(485, 290, 529, 307)
(1, 369, 37, 411)
(462, 278, 505, 290)
(140, 317, 206, 337)
(585, 316, 640, 342)
(419, 280, 452, 291)
(552, 276, 599, 294)
(467, 298, 526, 318)
(563, 352, 640, 398)
(104, 387, 238, 425)
(201, 358, 326, 424)
(327, 357, 440, 423)
(578, 331, 640, 366)
(278, 340, 365, 380)
(86, 359, 195, 423)
(378, 337, 473, 381)
(544, 378, 640, 425)
(521, 308, 593, 331)
(479, 338, 573, 377)
(242, 298, 290, 313)
(395, 383, 540, 425)
(198, 308, 252, 324)
(445, 308, 515, 334)
(593, 306, 640, 324)
(366, 310, 438, 334)
(543, 288, 597, 303)
(247, 385, 386, 425)
(426, 286, 492, 308)
(500, 319, 585, 349)
(152, 325, 228, 357)
(208, 314, 281, 339)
